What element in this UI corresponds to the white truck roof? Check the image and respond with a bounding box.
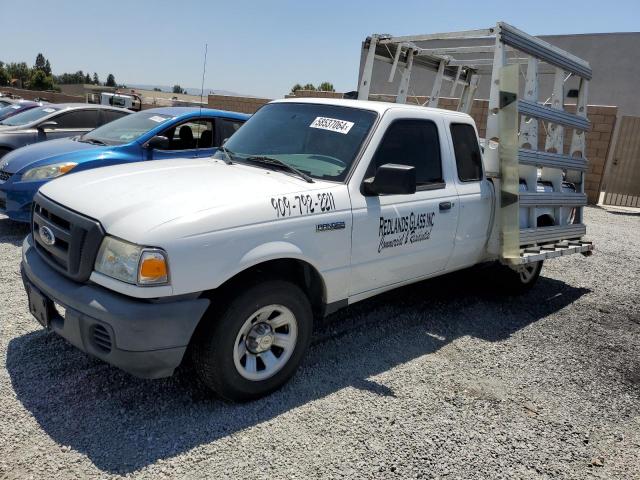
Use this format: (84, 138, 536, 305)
(273, 97, 474, 121)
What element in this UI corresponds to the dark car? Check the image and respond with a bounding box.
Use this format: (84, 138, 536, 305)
(0, 103, 130, 158)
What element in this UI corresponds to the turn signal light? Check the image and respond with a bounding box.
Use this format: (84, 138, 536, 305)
(138, 251, 169, 285)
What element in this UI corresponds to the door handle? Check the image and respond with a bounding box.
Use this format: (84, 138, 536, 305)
(439, 201, 452, 211)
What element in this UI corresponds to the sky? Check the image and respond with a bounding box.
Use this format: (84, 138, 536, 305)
(1, 0, 638, 99)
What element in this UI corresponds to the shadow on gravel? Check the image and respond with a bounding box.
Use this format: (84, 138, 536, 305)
(7, 268, 589, 474)
(0, 217, 30, 246)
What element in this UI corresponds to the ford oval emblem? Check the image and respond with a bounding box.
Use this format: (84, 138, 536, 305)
(39, 226, 55, 246)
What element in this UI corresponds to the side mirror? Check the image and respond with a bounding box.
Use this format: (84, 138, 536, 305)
(145, 135, 170, 150)
(362, 163, 416, 196)
(37, 120, 58, 131)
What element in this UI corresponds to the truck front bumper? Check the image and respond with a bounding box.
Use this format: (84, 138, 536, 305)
(21, 234, 210, 379)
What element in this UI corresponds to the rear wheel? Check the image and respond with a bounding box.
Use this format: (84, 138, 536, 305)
(192, 280, 313, 402)
(497, 260, 543, 294)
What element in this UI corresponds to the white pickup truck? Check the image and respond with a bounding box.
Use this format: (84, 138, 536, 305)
(21, 24, 594, 401)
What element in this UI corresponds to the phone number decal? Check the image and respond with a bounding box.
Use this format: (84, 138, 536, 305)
(271, 192, 337, 218)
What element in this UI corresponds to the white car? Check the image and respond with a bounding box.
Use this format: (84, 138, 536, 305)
(21, 98, 592, 401)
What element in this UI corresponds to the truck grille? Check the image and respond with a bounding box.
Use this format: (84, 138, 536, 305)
(31, 192, 104, 282)
(0, 170, 11, 182)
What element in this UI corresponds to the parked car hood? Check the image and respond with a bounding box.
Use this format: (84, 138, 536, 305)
(1, 137, 106, 173)
(38, 158, 338, 244)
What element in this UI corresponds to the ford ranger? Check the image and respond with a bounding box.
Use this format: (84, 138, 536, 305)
(20, 23, 594, 401)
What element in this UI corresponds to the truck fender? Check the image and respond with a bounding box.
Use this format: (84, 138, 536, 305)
(238, 241, 316, 272)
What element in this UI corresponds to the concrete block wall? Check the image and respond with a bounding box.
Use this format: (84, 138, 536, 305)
(207, 94, 271, 114)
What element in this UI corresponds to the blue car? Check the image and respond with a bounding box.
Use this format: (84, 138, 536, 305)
(0, 107, 249, 221)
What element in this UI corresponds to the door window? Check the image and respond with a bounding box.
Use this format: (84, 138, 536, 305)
(159, 119, 214, 150)
(450, 123, 483, 181)
(100, 109, 130, 126)
(216, 118, 244, 145)
(53, 110, 100, 129)
(370, 119, 443, 188)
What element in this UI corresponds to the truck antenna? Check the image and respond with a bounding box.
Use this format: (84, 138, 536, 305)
(200, 43, 208, 109)
(197, 43, 208, 157)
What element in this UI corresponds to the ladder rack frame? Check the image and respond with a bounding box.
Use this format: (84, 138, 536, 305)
(358, 21, 594, 264)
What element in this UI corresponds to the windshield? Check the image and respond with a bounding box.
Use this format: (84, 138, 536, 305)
(217, 103, 377, 182)
(0, 104, 27, 121)
(81, 111, 174, 145)
(0, 105, 61, 126)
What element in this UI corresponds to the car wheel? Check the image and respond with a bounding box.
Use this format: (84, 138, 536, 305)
(192, 279, 313, 402)
(497, 260, 543, 294)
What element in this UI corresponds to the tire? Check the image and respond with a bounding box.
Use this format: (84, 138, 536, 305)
(0, 148, 11, 159)
(192, 280, 313, 402)
(497, 260, 543, 294)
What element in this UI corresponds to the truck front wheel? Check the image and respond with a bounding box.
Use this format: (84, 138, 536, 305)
(193, 280, 313, 402)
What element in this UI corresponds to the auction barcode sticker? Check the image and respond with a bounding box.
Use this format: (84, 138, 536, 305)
(149, 115, 167, 123)
(310, 117, 354, 135)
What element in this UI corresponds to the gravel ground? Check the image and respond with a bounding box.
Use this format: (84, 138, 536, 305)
(0, 206, 638, 479)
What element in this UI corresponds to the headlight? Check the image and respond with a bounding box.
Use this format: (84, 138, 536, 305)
(22, 162, 77, 181)
(94, 236, 169, 286)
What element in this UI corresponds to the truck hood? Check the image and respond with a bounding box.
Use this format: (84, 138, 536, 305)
(1, 137, 105, 173)
(39, 158, 338, 243)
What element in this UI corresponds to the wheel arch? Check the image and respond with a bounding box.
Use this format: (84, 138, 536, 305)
(202, 245, 328, 320)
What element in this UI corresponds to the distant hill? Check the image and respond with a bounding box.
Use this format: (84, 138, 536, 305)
(128, 84, 253, 97)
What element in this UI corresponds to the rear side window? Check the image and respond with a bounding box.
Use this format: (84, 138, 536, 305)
(450, 123, 483, 181)
(54, 110, 100, 129)
(101, 109, 130, 125)
(216, 118, 244, 145)
(371, 119, 443, 187)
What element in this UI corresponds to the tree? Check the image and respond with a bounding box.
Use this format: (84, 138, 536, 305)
(153, 87, 161, 92)
(318, 81, 335, 92)
(84, 73, 91, 84)
(172, 84, 184, 94)
(92, 72, 100, 85)
(302, 83, 316, 91)
(30, 69, 54, 90)
(6, 62, 31, 86)
(0, 62, 9, 86)
(291, 83, 303, 93)
(34, 53, 46, 71)
(44, 60, 52, 76)
(105, 73, 116, 87)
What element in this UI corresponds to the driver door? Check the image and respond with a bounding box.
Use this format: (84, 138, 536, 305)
(349, 112, 459, 297)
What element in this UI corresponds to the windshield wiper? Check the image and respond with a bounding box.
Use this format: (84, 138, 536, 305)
(219, 145, 235, 165)
(245, 156, 314, 183)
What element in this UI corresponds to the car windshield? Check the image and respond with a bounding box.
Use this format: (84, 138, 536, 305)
(81, 111, 174, 145)
(216, 103, 377, 182)
(0, 104, 27, 121)
(0, 105, 61, 126)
